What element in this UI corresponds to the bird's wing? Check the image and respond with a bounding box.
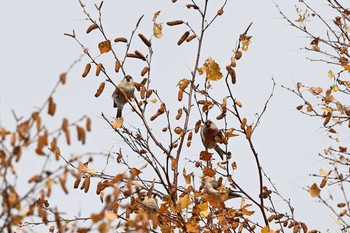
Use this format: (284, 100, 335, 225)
(112, 89, 119, 108)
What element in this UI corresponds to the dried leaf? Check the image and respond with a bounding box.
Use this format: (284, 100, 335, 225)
(179, 194, 192, 210)
(309, 183, 320, 197)
(153, 11, 163, 38)
(198, 57, 223, 81)
(203, 167, 216, 177)
(309, 87, 323, 95)
(98, 40, 112, 54)
(112, 118, 124, 128)
(200, 151, 212, 161)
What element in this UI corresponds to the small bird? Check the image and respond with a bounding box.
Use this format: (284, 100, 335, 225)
(111, 75, 135, 118)
(200, 120, 226, 160)
(201, 176, 241, 200)
(140, 194, 159, 211)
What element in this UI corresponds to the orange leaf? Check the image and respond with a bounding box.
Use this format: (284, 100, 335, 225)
(200, 151, 213, 161)
(309, 183, 320, 197)
(342, 64, 350, 71)
(112, 118, 124, 128)
(98, 40, 112, 54)
(203, 167, 216, 177)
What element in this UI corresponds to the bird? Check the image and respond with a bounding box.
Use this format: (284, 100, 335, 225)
(200, 120, 226, 160)
(140, 194, 159, 211)
(201, 176, 241, 200)
(111, 75, 135, 118)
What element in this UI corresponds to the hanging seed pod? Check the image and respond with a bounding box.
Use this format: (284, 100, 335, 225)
(82, 63, 91, 78)
(138, 33, 152, 47)
(86, 24, 98, 33)
(177, 31, 190, 46)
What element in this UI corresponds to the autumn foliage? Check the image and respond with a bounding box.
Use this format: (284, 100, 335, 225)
(1, 1, 350, 233)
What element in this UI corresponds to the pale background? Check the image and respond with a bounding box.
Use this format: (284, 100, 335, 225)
(0, 0, 338, 232)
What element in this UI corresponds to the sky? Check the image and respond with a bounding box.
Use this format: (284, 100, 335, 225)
(0, 0, 341, 232)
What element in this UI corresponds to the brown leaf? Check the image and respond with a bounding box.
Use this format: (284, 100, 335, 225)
(130, 168, 141, 179)
(309, 183, 320, 197)
(203, 167, 216, 177)
(200, 151, 213, 161)
(309, 87, 323, 95)
(98, 40, 112, 54)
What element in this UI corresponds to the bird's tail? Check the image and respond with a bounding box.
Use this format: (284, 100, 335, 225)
(116, 108, 123, 119)
(214, 146, 225, 160)
(227, 188, 242, 199)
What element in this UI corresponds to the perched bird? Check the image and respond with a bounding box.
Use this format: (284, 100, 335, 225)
(201, 176, 241, 200)
(111, 75, 135, 118)
(140, 194, 159, 211)
(200, 120, 226, 160)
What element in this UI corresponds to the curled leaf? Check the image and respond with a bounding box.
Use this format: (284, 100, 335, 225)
(199, 57, 223, 81)
(98, 40, 112, 54)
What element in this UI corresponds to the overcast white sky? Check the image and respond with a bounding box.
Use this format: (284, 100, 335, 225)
(0, 0, 341, 232)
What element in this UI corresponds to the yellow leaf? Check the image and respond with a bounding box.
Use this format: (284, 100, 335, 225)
(199, 57, 223, 81)
(321, 107, 333, 114)
(112, 118, 124, 128)
(328, 70, 335, 78)
(179, 194, 192, 210)
(309, 183, 320, 197)
(98, 40, 112, 54)
(261, 226, 275, 233)
(153, 11, 163, 38)
(149, 98, 157, 103)
(331, 84, 339, 92)
(198, 202, 209, 217)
